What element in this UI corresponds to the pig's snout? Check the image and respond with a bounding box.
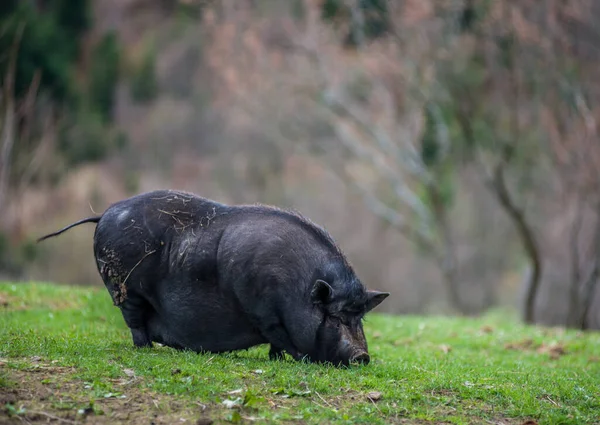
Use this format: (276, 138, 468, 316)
(349, 351, 370, 365)
(337, 324, 370, 366)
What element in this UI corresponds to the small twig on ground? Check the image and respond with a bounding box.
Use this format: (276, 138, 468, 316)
(368, 397, 381, 414)
(28, 411, 79, 424)
(315, 391, 337, 411)
(544, 395, 560, 407)
(309, 399, 329, 410)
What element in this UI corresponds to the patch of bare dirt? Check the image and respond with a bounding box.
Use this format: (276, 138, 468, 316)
(0, 365, 212, 425)
(429, 389, 456, 397)
(504, 339, 568, 360)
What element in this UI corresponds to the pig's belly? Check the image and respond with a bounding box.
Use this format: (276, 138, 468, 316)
(145, 284, 266, 353)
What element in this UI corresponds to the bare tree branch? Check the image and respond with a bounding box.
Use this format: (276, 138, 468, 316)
(325, 112, 433, 228)
(18, 113, 54, 194)
(321, 91, 434, 185)
(16, 69, 41, 146)
(0, 23, 25, 220)
(347, 0, 366, 49)
(325, 156, 437, 253)
(233, 86, 441, 254)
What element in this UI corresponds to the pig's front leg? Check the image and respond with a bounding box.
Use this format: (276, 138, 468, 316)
(258, 321, 304, 361)
(269, 344, 285, 361)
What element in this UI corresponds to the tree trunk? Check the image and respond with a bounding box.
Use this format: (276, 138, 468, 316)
(578, 211, 600, 329)
(580, 274, 599, 330)
(490, 164, 542, 324)
(567, 195, 584, 326)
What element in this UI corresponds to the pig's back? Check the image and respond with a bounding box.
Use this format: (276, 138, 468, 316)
(92, 190, 230, 302)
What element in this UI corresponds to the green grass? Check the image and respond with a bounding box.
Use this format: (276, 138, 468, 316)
(1, 281, 599, 424)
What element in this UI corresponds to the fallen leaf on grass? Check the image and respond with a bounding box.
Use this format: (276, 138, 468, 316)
(480, 325, 494, 334)
(242, 392, 265, 409)
(103, 392, 126, 399)
(123, 368, 135, 377)
(537, 342, 566, 359)
(222, 398, 243, 408)
(504, 338, 567, 359)
(222, 391, 265, 410)
(366, 391, 382, 402)
(271, 388, 311, 398)
(504, 339, 534, 351)
(439, 344, 452, 354)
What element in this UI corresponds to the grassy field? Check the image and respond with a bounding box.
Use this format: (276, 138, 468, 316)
(0, 282, 599, 425)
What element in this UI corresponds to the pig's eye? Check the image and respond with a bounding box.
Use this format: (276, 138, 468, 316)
(331, 315, 350, 328)
(329, 316, 342, 328)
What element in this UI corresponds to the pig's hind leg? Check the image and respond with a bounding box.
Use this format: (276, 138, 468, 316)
(100, 274, 153, 348)
(118, 295, 153, 348)
(96, 247, 154, 348)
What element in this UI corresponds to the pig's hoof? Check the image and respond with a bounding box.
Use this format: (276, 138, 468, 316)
(131, 328, 152, 348)
(134, 341, 152, 349)
(269, 346, 285, 361)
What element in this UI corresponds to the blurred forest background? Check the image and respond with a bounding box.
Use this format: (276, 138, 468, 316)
(1, 0, 600, 330)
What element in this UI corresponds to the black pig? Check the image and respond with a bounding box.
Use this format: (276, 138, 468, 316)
(37, 190, 389, 366)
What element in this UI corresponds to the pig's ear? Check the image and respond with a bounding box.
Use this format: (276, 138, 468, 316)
(311, 279, 334, 305)
(365, 290, 390, 312)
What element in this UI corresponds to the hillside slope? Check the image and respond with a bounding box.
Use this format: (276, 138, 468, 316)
(1, 282, 599, 424)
